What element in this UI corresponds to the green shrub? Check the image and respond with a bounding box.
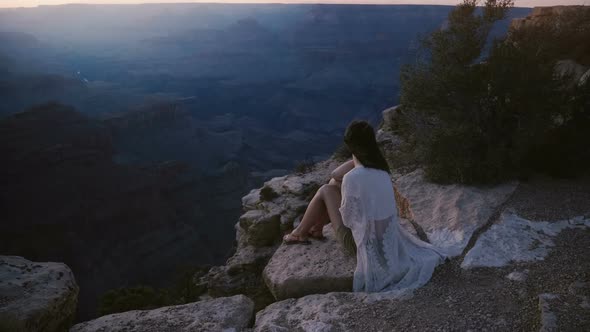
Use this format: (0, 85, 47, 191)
(0, 314, 26, 332)
(294, 160, 315, 174)
(98, 266, 209, 315)
(399, 0, 590, 184)
(259, 185, 279, 201)
(331, 143, 352, 161)
(98, 286, 167, 316)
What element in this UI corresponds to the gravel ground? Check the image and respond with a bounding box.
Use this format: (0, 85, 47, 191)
(506, 175, 590, 221)
(339, 226, 589, 332)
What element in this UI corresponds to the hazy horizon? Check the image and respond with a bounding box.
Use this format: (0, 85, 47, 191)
(1, 0, 589, 9)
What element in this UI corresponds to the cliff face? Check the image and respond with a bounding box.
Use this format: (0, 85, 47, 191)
(510, 5, 590, 67)
(510, 6, 588, 29)
(0, 103, 216, 320)
(200, 100, 590, 331)
(197, 158, 343, 311)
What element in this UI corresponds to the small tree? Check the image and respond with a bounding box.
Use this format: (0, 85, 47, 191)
(400, 1, 590, 183)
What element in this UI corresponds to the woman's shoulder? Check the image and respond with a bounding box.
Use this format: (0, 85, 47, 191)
(346, 166, 388, 177)
(343, 166, 387, 185)
(343, 166, 364, 182)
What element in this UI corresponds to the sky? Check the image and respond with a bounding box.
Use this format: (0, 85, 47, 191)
(0, 0, 588, 8)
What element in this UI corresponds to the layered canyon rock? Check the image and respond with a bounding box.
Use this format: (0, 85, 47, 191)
(0, 256, 78, 332)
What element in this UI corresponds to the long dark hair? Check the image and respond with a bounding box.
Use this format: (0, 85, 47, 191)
(344, 120, 391, 174)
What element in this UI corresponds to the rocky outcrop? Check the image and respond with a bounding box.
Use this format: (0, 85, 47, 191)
(394, 169, 517, 257)
(201, 245, 277, 312)
(510, 6, 588, 30)
(70, 295, 254, 332)
(0, 256, 78, 332)
(263, 224, 356, 301)
(201, 159, 341, 310)
(239, 210, 281, 247)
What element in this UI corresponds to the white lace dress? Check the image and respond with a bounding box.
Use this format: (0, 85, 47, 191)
(338, 164, 448, 293)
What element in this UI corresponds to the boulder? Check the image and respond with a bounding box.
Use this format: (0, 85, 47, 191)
(262, 224, 356, 301)
(70, 295, 254, 332)
(394, 169, 517, 257)
(226, 245, 277, 274)
(204, 265, 274, 313)
(0, 256, 78, 332)
(242, 188, 262, 210)
(239, 210, 281, 247)
(461, 213, 590, 269)
(254, 292, 363, 332)
(204, 245, 276, 311)
(254, 291, 411, 332)
(381, 105, 401, 131)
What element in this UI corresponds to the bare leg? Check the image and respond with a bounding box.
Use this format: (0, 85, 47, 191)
(308, 178, 341, 234)
(320, 184, 344, 232)
(287, 183, 343, 240)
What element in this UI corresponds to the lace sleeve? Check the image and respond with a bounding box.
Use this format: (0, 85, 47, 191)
(339, 194, 362, 229)
(339, 175, 366, 245)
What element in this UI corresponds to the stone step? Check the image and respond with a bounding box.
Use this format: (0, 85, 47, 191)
(262, 225, 356, 301)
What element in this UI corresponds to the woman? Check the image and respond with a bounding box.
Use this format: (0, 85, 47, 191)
(283, 120, 447, 293)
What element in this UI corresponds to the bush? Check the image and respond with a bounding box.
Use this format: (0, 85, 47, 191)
(294, 160, 315, 174)
(98, 266, 209, 316)
(400, 0, 590, 184)
(99, 286, 168, 316)
(0, 314, 27, 332)
(331, 143, 352, 161)
(259, 185, 279, 201)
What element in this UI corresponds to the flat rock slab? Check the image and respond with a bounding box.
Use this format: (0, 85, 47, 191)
(254, 291, 413, 332)
(394, 169, 517, 257)
(70, 295, 254, 332)
(0, 255, 79, 332)
(462, 213, 590, 269)
(254, 292, 363, 332)
(263, 225, 356, 301)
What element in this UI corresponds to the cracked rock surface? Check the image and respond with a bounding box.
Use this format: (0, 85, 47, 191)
(0, 256, 78, 332)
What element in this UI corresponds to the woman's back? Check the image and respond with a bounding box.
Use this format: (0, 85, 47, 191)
(340, 164, 447, 293)
(343, 165, 397, 220)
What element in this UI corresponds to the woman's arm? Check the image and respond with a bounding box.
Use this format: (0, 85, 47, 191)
(330, 159, 355, 182)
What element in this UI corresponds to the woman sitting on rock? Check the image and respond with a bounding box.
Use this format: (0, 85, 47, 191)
(282, 120, 447, 293)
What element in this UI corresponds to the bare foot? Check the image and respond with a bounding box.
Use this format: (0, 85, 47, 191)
(283, 230, 311, 244)
(308, 225, 325, 239)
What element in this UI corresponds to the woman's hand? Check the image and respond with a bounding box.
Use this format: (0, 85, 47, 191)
(330, 159, 354, 182)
